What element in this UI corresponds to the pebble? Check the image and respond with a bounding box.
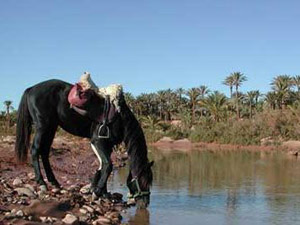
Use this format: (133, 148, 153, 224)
(40, 216, 47, 223)
(16, 210, 24, 217)
(28, 173, 35, 180)
(12, 178, 23, 186)
(51, 188, 60, 194)
(92, 216, 111, 225)
(60, 189, 68, 194)
(83, 205, 94, 213)
(24, 184, 35, 192)
(62, 214, 79, 225)
(80, 184, 91, 194)
(14, 187, 36, 197)
(79, 208, 88, 214)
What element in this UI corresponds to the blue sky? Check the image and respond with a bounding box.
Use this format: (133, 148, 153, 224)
(1, 0, 300, 110)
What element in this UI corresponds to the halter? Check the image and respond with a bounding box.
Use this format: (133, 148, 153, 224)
(127, 163, 151, 200)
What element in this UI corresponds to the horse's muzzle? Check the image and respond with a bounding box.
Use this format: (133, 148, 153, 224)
(136, 195, 150, 209)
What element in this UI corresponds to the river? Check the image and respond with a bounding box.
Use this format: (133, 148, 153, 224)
(108, 148, 300, 225)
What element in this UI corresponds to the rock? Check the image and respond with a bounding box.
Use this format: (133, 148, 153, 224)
(62, 214, 79, 225)
(93, 216, 111, 225)
(28, 173, 35, 180)
(52, 188, 60, 194)
(60, 189, 68, 194)
(112, 192, 123, 200)
(79, 208, 88, 214)
(39, 185, 48, 192)
(83, 205, 94, 213)
(16, 210, 24, 217)
(80, 184, 91, 194)
(13, 178, 23, 186)
(2, 135, 15, 143)
(157, 137, 174, 143)
(40, 216, 47, 223)
(24, 184, 35, 192)
(14, 187, 36, 197)
(11, 209, 17, 215)
(68, 184, 78, 191)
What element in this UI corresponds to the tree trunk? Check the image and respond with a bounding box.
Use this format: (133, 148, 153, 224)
(236, 86, 240, 119)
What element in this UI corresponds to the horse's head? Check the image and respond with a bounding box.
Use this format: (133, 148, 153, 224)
(127, 161, 154, 208)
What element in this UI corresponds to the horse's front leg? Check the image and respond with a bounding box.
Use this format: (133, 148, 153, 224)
(90, 141, 112, 198)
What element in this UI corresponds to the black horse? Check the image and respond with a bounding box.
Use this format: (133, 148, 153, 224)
(15, 79, 153, 207)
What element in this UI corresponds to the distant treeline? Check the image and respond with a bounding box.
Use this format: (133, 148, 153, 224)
(2, 73, 300, 145)
(124, 73, 300, 144)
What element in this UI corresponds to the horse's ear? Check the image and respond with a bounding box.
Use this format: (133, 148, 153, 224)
(149, 161, 154, 167)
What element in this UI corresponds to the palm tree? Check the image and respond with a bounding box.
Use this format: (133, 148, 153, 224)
(198, 85, 210, 117)
(246, 91, 257, 118)
(265, 92, 277, 110)
(271, 75, 293, 109)
(141, 115, 161, 131)
(4, 100, 13, 128)
(186, 88, 200, 125)
(124, 92, 135, 112)
(202, 91, 227, 122)
(293, 75, 300, 92)
(231, 72, 247, 119)
(223, 75, 234, 98)
(157, 90, 166, 120)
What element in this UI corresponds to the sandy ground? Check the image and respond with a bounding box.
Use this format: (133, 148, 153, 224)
(0, 135, 128, 225)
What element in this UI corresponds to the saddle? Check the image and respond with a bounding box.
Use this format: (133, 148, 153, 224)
(68, 83, 94, 108)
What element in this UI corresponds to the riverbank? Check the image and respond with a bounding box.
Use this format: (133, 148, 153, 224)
(150, 137, 300, 155)
(0, 135, 128, 225)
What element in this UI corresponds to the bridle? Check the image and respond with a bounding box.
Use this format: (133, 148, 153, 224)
(128, 163, 151, 199)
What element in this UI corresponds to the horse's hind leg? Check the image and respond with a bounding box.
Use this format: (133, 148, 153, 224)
(40, 125, 60, 188)
(32, 125, 58, 189)
(31, 128, 47, 187)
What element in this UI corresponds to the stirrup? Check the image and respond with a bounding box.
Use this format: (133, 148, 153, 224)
(98, 124, 110, 139)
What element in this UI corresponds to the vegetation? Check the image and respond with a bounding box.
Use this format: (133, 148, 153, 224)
(123, 73, 300, 145)
(2, 73, 300, 146)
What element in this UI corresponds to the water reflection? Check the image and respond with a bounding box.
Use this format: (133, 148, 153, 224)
(110, 149, 300, 225)
(128, 209, 150, 225)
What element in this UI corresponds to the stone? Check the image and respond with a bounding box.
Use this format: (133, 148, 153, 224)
(28, 173, 35, 180)
(83, 205, 94, 213)
(40, 216, 47, 223)
(24, 184, 35, 192)
(79, 208, 88, 214)
(12, 178, 23, 186)
(60, 189, 68, 194)
(14, 187, 36, 197)
(52, 188, 60, 194)
(93, 216, 111, 225)
(62, 214, 79, 225)
(80, 184, 91, 194)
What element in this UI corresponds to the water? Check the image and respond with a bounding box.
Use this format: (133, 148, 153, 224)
(108, 149, 300, 225)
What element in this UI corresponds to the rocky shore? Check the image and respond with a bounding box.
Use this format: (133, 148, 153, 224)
(0, 135, 129, 225)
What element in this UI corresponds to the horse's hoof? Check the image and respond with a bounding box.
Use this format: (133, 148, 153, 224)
(39, 184, 48, 192)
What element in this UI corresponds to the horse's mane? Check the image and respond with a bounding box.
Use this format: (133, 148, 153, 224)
(120, 101, 153, 189)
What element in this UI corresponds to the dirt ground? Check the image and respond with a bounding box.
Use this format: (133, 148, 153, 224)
(0, 135, 128, 225)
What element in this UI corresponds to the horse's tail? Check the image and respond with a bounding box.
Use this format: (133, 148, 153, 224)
(15, 88, 32, 162)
